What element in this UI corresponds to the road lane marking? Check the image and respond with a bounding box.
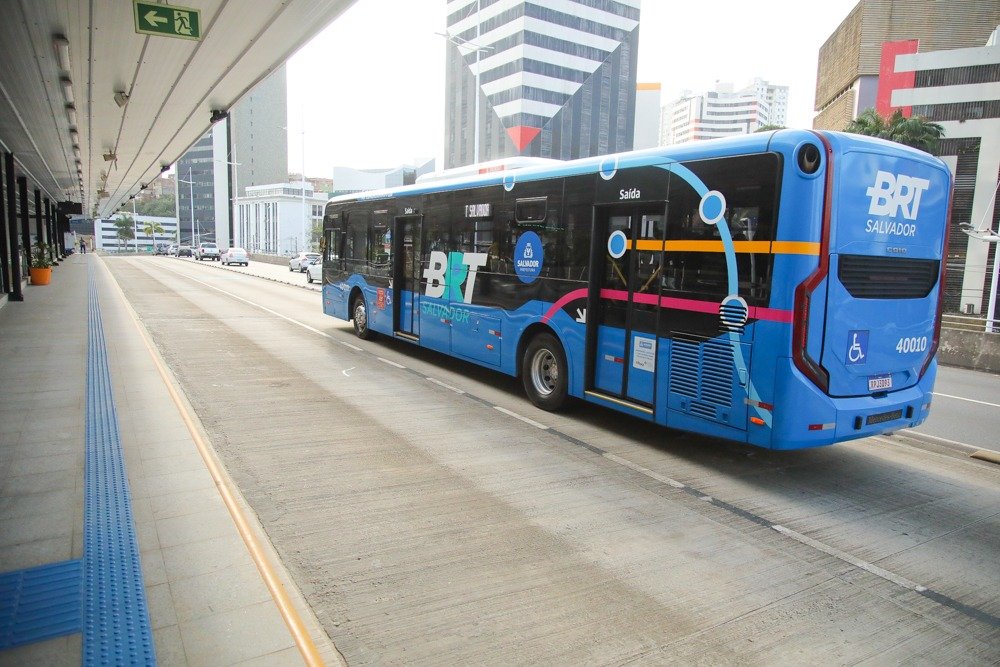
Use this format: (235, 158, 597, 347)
(341, 342, 362, 351)
(427, 377, 465, 394)
(603, 454, 687, 489)
(494, 406, 548, 429)
(377, 357, 406, 369)
(931, 392, 1000, 408)
(772, 525, 926, 592)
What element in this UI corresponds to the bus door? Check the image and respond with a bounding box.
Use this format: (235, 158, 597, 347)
(392, 215, 422, 339)
(588, 203, 666, 408)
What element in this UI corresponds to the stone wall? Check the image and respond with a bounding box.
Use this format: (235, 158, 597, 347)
(939, 329, 1000, 374)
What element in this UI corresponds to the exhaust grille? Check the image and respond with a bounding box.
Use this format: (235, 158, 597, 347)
(838, 255, 939, 299)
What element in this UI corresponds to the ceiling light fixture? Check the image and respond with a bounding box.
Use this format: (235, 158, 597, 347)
(73, 146, 81, 159)
(114, 91, 129, 108)
(210, 109, 228, 124)
(60, 77, 74, 105)
(70, 128, 79, 143)
(103, 151, 116, 162)
(65, 103, 77, 126)
(53, 35, 70, 73)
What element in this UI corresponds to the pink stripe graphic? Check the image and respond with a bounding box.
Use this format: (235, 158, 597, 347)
(540, 288, 793, 324)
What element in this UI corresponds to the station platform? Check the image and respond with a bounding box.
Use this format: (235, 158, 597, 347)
(0, 253, 340, 666)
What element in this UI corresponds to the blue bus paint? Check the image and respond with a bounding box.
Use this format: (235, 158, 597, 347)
(321, 130, 952, 449)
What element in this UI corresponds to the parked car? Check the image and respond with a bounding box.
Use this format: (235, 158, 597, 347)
(306, 258, 323, 284)
(289, 252, 320, 272)
(176, 244, 192, 257)
(155, 243, 171, 255)
(220, 247, 249, 266)
(194, 242, 220, 261)
(167, 243, 178, 256)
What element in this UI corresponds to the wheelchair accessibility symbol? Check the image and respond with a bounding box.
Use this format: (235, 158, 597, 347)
(846, 330, 868, 365)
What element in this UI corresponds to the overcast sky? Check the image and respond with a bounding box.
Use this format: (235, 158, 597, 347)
(286, 0, 861, 176)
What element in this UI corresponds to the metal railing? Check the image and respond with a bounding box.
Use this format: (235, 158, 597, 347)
(942, 313, 999, 334)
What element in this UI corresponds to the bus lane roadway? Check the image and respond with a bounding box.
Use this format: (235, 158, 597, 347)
(109, 255, 999, 665)
(905, 365, 1000, 453)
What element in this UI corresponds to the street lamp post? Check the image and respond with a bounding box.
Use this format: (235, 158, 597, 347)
(213, 158, 241, 248)
(178, 168, 196, 246)
(131, 197, 138, 253)
(439, 18, 493, 165)
(282, 120, 308, 254)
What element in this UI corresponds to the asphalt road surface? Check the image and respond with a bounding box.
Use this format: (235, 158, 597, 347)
(107, 255, 1000, 665)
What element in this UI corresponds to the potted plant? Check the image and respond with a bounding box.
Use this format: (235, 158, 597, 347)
(30, 242, 52, 285)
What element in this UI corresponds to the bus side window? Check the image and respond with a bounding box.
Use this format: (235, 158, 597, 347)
(324, 228, 339, 262)
(664, 154, 779, 306)
(345, 211, 370, 274)
(369, 212, 390, 277)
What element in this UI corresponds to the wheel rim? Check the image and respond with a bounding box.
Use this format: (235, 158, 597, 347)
(354, 301, 367, 332)
(529, 347, 559, 397)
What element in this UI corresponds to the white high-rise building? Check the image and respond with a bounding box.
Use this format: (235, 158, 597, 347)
(444, 0, 641, 166)
(660, 79, 789, 146)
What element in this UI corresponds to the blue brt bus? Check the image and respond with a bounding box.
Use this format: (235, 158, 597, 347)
(319, 130, 952, 449)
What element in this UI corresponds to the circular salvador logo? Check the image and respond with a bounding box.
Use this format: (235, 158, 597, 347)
(514, 231, 543, 283)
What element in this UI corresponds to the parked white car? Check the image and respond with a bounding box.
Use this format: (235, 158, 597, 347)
(289, 252, 320, 272)
(220, 247, 249, 266)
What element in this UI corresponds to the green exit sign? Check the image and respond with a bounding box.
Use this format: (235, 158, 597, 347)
(134, 1, 201, 41)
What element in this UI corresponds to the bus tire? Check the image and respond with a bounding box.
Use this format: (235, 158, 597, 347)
(522, 333, 568, 411)
(352, 294, 375, 340)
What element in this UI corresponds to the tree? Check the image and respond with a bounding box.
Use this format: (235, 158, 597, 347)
(755, 124, 786, 132)
(135, 195, 176, 217)
(143, 221, 165, 251)
(845, 108, 944, 153)
(114, 215, 135, 252)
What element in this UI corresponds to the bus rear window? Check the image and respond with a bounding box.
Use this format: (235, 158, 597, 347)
(838, 255, 939, 299)
(515, 197, 547, 222)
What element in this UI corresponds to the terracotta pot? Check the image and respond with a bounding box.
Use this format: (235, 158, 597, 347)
(29, 267, 51, 285)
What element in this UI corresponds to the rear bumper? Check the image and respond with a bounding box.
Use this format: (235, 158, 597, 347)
(771, 357, 935, 449)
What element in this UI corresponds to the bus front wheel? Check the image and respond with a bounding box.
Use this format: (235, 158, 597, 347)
(522, 333, 568, 411)
(352, 295, 375, 340)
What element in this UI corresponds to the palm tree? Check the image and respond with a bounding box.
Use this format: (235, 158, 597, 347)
(142, 221, 165, 252)
(114, 215, 135, 252)
(845, 108, 944, 153)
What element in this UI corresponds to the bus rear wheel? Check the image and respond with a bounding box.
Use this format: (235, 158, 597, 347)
(352, 294, 374, 340)
(522, 333, 568, 411)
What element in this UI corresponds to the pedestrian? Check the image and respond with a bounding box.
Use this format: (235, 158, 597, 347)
(79, 238, 86, 254)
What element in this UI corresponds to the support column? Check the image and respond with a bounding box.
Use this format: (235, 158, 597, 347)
(0, 154, 9, 295)
(6, 154, 22, 301)
(18, 177, 30, 272)
(34, 189, 43, 259)
(46, 199, 58, 265)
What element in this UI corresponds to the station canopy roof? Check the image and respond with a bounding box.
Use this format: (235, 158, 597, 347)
(0, 0, 355, 218)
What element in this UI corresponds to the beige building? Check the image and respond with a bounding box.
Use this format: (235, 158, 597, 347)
(813, 0, 1000, 130)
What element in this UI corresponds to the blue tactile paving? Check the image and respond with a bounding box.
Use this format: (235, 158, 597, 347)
(84, 266, 156, 665)
(0, 559, 82, 649)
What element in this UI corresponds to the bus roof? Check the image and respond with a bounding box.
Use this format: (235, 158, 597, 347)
(325, 130, 933, 207)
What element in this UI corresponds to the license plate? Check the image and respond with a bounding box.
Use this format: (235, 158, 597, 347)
(868, 375, 892, 391)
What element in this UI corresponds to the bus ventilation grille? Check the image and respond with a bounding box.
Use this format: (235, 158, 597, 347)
(669, 336, 735, 416)
(838, 255, 940, 299)
(719, 301, 748, 334)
